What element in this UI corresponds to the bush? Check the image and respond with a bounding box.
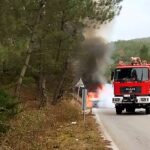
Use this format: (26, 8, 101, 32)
(0, 90, 19, 133)
(22, 76, 35, 85)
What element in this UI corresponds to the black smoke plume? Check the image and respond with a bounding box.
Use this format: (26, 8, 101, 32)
(76, 35, 111, 88)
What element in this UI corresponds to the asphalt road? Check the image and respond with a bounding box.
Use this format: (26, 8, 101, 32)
(94, 108, 150, 150)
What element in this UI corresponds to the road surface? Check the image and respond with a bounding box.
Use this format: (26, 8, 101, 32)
(94, 108, 150, 150)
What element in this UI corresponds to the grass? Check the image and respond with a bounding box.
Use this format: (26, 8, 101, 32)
(0, 97, 110, 150)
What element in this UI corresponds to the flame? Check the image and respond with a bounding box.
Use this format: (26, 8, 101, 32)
(86, 84, 104, 108)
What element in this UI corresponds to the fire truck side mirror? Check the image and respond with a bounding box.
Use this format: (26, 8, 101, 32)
(111, 71, 114, 81)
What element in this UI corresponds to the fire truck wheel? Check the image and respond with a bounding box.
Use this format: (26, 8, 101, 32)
(146, 106, 150, 114)
(116, 107, 122, 114)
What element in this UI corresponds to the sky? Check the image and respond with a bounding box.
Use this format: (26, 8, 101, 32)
(99, 0, 150, 42)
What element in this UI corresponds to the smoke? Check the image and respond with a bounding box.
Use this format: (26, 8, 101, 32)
(73, 25, 116, 108)
(77, 29, 113, 86)
(98, 84, 115, 108)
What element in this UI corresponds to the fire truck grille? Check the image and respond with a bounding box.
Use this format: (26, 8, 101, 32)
(120, 86, 141, 94)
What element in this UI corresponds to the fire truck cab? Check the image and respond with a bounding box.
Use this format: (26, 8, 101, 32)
(112, 63, 150, 114)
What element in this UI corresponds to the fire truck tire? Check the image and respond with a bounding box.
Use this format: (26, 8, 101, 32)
(146, 106, 150, 114)
(116, 107, 122, 114)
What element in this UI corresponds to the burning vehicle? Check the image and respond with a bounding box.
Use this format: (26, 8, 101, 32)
(86, 83, 114, 108)
(86, 83, 103, 108)
(112, 57, 150, 114)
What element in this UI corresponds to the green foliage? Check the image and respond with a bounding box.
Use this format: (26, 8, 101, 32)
(106, 37, 150, 81)
(22, 76, 35, 85)
(0, 0, 123, 102)
(0, 90, 19, 133)
(140, 45, 149, 61)
(111, 37, 150, 65)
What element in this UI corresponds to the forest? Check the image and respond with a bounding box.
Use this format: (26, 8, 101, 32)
(0, 0, 124, 149)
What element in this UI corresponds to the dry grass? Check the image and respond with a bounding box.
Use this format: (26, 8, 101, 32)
(0, 99, 109, 150)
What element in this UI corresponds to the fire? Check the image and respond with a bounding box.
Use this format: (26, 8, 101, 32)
(87, 84, 104, 108)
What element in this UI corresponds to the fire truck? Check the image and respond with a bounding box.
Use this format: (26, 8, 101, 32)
(112, 59, 150, 114)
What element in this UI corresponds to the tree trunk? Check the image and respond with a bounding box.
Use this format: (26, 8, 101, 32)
(52, 73, 65, 105)
(52, 59, 68, 105)
(55, 11, 65, 62)
(39, 74, 47, 107)
(15, 0, 46, 97)
(38, 40, 48, 107)
(15, 44, 32, 97)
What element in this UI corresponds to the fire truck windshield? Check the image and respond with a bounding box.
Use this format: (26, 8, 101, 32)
(114, 68, 149, 82)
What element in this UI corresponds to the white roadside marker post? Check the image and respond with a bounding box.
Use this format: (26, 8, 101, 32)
(82, 88, 87, 127)
(75, 79, 87, 126)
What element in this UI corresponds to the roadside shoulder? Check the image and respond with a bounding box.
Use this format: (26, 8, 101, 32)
(94, 109, 119, 150)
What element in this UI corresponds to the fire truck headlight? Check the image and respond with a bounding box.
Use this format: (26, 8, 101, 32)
(113, 98, 121, 103)
(146, 98, 150, 102)
(141, 98, 147, 102)
(139, 97, 150, 103)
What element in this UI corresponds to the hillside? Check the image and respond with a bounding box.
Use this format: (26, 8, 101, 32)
(111, 37, 150, 64)
(104, 37, 150, 79)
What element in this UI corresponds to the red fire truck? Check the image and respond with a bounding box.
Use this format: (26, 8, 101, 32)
(112, 62, 150, 114)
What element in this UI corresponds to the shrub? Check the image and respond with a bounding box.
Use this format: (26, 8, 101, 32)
(0, 90, 19, 133)
(22, 77, 35, 85)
